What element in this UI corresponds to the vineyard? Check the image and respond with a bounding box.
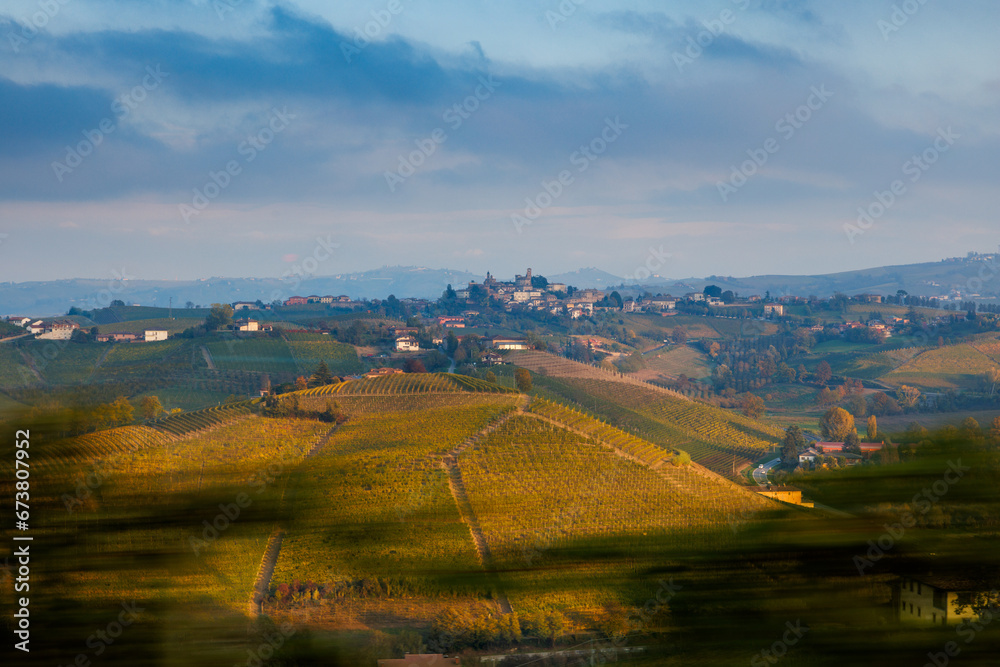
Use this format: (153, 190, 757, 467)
(527, 398, 674, 468)
(506, 350, 689, 400)
(271, 403, 517, 597)
(298, 372, 518, 396)
(457, 414, 773, 611)
(282, 332, 363, 376)
(151, 401, 254, 437)
(882, 343, 1000, 389)
(205, 338, 301, 375)
(297, 392, 519, 416)
(530, 375, 782, 474)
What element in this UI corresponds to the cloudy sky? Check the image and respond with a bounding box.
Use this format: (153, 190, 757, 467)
(1, 0, 998, 283)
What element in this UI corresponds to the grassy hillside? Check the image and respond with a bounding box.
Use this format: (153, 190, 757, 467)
(882, 343, 1000, 389)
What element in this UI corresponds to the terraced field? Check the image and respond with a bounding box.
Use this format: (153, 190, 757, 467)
(506, 350, 688, 399)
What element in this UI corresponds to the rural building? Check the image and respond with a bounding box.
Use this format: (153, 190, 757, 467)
(284, 296, 308, 306)
(377, 653, 460, 666)
(234, 319, 260, 332)
(897, 575, 986, 626)
(489, 337, 529, 351)
(755, 485, 810, 506)
(394, 335, 419, 352)
(388, 326, 420, 337)
(764, 304, 785, 316)
(36, 320, 81, 340)
(482, 351, 504, 365)
(144, 329, 168, 342)
(365, 367, 405, 379)
(232, 301, 259, 310)
(436, 316, 465, 328)
(97, 332, 139, 342)
(815, 441, 883, 454)
(798, 447, 821, 464)
(6, 316, 32, 327)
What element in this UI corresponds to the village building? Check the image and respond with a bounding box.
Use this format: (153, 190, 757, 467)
(394, 335, 419, 352)
(144, 329, 168, 342)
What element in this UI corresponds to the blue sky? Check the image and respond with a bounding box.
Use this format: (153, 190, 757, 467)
(1, 0, 998, 283)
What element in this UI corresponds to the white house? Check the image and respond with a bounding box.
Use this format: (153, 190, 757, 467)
(798, 447, 821, 465)
(395, 335, 419, 352)
(232, 301, 259, 311)
(144, 329, 169, 342)
(6, 317, 32, 327)
(234, 319, 260, 332)
(490, 337, 529, 351)
(764, 304, 785, 316)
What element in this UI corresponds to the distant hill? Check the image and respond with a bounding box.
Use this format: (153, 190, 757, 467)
(546, 267, 623, 289)
(3, 253, 997, 316)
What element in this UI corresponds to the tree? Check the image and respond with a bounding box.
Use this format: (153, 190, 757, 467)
(531, 274, 548, 289)
(741, 393, 765, 419)
(815, 361, 832, 385)
(867, 415, 878, 441)
(987, 416, 1000, 448)
(843, 430, 862, 454)
(309, 360, 334, 387)
(897, 385, 921, 409)
(484, 370, 498, 384)
(820, 406, 856, 441)
(110, 299, 125, 307)
(515, 368, 532, 392)
(671, 326, 688, 345)
(868, 391, 902, 416)
(404, 358, 427, 373)
(608, 291, 623, 309)
(708, 342, 721, 358)
(982, 368, 1000, 396)
(960, 417, 981, 442)
(703, 285, 722, 298)
(776, 362, 796, 383)
(781, 425, 807, 464)
(139, 395, 163, 421)
(845, 394, 867, 418)
(721, 290, 736, 304)
(295, 376, 308, 391)
(205, 303, 234, 330)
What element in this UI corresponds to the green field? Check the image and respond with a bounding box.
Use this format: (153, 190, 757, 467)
(205, 338, 301, 375)
(882, 343, 1000, 389)
(95, 317, 204, 335)
(283, 332, 363, 376)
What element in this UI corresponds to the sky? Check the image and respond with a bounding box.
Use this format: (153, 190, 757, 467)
(1, 0, 998, 284)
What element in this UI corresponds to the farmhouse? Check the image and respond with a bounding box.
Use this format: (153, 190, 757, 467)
(97, 332, 139, 342)
(234, 318, 260, 332)
(435, 316, 465, 328)
(756, 485, 806, 505)
(489, 337, 529, 351)
(764, 304, 785, 316)
(394, 335, 419, 352)
(284, 296, 308, 306)
(897, 574, 988, 626)
(365, 367, 405, 379)
(36, 319, 80, 340)
(144, 329, 168, 342)
(5, 316, 32, 327)
(232, 301, 259, 310)
(482, 351, 504, 365)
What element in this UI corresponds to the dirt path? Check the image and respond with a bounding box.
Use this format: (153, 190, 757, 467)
(249, 531, 284, 618)
(248, 424, 340, 617)
(200, 345, 216, 370)
(440, 404, 525, 615)
(17, 349, 44, 382)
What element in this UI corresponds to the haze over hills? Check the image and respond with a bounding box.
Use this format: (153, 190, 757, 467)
(2, 253, 997, 316)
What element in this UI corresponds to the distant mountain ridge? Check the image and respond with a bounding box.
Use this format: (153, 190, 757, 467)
(2, 254, 996, 316)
